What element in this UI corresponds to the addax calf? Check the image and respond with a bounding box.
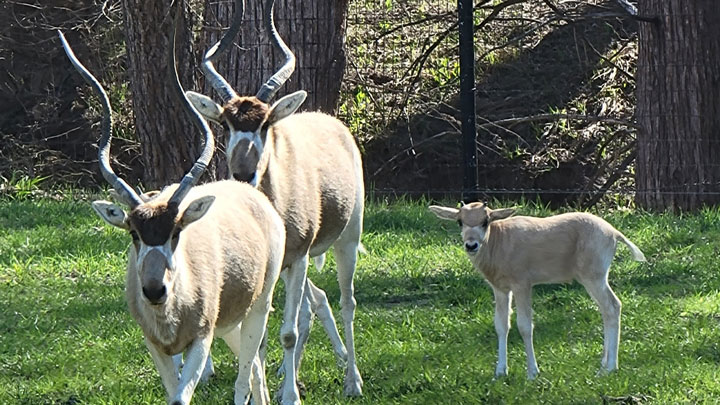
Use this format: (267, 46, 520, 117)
(430, 202, 646, 379)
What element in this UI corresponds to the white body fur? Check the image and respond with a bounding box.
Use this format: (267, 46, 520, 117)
(430, 203, 646, 379)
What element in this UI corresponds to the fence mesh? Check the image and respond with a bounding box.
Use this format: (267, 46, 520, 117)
(342, 0, 639, 207)
(7, 0, 716, 209)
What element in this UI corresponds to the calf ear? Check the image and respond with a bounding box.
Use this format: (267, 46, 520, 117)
(489, 208, 515, 221)
(267, 91, 307, 124)
(429, 205, 460, 221)
(179, 196, 216, 227)
(185, 91, 224, 123)
(92, 200, 129, 229)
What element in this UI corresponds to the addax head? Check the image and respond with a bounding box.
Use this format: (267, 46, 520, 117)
(186, 0, 305, 186)
(186, 91, 305, 185)
(429, 202, 515, 255)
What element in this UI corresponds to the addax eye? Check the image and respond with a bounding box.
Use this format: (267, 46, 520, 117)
(129, 231, 139, 241)
(457, 220, 463, 227)
(482, 218, 489, 228)
(172, 229, 181, 241)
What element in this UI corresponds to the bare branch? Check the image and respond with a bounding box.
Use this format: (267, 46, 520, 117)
(477, 113, 640, 130)
(581, 146, 636, 208)
(583, 37, 635, 82)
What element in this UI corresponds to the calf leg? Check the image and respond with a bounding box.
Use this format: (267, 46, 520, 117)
(580, 276, 622, 372)
(513, 286, 539, 379)
(492, 287, 512, 377)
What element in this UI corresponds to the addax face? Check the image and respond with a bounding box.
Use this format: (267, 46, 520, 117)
(428, 202, 516, 256)
(126, 203, 181, 305)
(92, 196, 215, 306)
(222, 97, 270, 186)
(457, 203, 491, 255)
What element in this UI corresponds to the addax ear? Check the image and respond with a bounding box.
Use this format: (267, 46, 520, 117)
(92, 200, 129, 229)
(428, 205, 460, 221)
(489, 208, 516, 222)
(139, 190, 161, 202)
(185, 91, 224, 123)
(179, 195, 216, 227)
(267, 91, 307, 125)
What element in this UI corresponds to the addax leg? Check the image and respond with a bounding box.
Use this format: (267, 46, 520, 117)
(223, 296, 273, 405)
(147, 339, 179, 399)
(581, 276, 622, 372)
(492, 287, 512, 378)
(307, 279, 347, 367)
(170, 335, 213, 405)
(171, 352, 214, 384)
(334, 234, 363, 396)
(277, 256, 308, 405)
(290, 278, 315, 377)
(513, 286, 539, 379)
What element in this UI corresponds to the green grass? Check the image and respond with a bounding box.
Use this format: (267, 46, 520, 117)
(2, 196, 720, 404)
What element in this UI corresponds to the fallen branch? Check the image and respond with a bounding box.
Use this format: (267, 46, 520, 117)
(477, 113, 640, 130)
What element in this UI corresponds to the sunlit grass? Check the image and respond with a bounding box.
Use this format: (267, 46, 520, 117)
(1, 196, 720, 403)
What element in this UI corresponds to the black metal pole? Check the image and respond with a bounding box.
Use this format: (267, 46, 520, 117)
(458, 0, 477, 202)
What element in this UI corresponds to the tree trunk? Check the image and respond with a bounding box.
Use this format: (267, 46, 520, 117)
(121, 0, 209, 189)
(201, 0, 349, 113)
(635, 1, 720, 211)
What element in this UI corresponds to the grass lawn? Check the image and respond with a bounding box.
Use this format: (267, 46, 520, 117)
(1, 195, 720, 404)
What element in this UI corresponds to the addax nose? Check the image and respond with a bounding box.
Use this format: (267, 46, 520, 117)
(233, 171, 256, 184)
(142, 284, 167, 305)
(465, 241, 479, 252)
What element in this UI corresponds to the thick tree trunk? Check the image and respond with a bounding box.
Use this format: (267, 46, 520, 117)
(635, 1, 720, 211)
(121, 0, 208, 189)
(201, 0, 349, 113)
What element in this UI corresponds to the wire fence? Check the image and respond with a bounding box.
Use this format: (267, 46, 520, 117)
(4, 0, 717, 209)
(342, 0, 642, 206)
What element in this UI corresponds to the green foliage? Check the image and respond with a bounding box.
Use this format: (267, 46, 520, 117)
(2, 197, 720, 403)
(0, 173, 48, 200)
(340, 86, 372, 140)
(429, 56, 460, 85)
(341, 0, 462, 145)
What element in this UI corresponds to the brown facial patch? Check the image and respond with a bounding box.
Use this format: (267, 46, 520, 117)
(222, 96, 269, 132)
(459, 202, 490, 227)
(128, 202, 179, 246)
